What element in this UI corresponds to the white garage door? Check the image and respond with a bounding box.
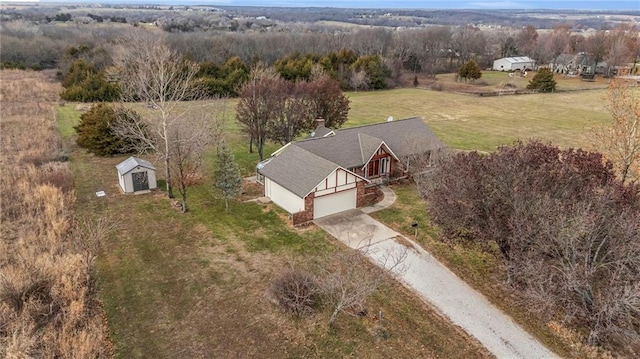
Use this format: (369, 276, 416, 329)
(313, 188, 357, 219)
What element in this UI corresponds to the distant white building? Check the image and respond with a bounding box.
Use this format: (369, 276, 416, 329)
(493, 57, 536, 71)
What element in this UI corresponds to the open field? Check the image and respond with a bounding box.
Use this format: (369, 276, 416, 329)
(434, 70, 610, 90)
(56, 103, 490, 358)
(346, 86, 610, 152)
(124, 79, 611, 176)
(50, 81, 617, 358)
(0, 70, 111, 357)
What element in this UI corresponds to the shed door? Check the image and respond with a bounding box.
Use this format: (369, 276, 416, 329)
(313, 188, 356, 219)
(132, 172, 149, 192)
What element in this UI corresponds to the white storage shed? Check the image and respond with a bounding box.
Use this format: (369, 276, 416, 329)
(116, 156, 157, 193)
(493, 56, 536, 71)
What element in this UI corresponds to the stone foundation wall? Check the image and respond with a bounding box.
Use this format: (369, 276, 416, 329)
(292, 195, 314, 226)
(358, 183, 383, 207)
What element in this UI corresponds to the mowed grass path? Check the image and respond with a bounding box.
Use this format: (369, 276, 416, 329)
(347, 87, 609, 151)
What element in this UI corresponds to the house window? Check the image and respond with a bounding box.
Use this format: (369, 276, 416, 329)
(367, 156, 390, 178)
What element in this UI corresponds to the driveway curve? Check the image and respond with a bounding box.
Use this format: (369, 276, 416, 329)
(314, 208, 557, 359)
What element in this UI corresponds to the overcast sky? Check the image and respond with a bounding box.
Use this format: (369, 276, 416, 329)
(36, 0, 640, 10)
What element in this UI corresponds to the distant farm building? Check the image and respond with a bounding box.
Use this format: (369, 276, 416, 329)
(493, 57, 536, 71)
(116, 156, 157, 193)
(549, 52, 608, 76)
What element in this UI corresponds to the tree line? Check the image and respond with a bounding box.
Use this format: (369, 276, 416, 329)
(59, 46, 393, 102)
(3, 15, 637, 83)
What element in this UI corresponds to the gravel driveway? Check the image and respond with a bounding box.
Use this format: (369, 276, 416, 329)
(314, 209, 558, 359)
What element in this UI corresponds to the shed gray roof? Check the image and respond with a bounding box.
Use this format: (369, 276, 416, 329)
(116, 156, 155, 175)
(259, 145, 340, 198)
(296, 117, 443, 168)
(498, 56, 535, 64)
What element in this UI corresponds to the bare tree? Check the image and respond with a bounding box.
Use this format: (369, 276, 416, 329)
(236, 64, 281, 160)
(452, 25, 486, 66)
(548, 24, 572, 62)
(349, 28, 392, 56)
(110, 30, 201, 198)
(581, 30, 609, 72)
(606, 23, 637, 76)
(421, 140, 640, 352)
(305, 70, 350, 129)
(266, 79, 312, 145)
(349, 69, 369, 91)
(596, 80, 640, 183)
(418, 26, 453, 76)
(169, 107, 222, 212)
(516, 25, 539, 57)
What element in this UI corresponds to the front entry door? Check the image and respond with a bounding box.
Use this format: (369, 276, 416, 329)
(132, 172, 149, 192)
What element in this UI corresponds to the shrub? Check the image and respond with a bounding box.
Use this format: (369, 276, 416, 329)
(458, 60, 482, 82)
(74, 104, 143, 156)
(60, 60, 119, 102)
(527, 68, 556, 93)
(269, 269, 320, 316)
(421, 140, 640, 352)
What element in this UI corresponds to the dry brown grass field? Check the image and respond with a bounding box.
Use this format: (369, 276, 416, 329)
(0, 70, 112, 357)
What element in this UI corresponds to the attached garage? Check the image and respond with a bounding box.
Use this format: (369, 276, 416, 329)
(116, 156, 157, 194)
(258, 144, 367, 225)
(314, 188, 357, 219)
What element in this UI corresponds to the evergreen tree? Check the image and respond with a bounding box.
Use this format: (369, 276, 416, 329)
(458, 60, 482, 82)
(214, 140, 242, 211)
(527, 68, 557, 93)
(74, 104, 142, 156)
(61, 60, 119, 102)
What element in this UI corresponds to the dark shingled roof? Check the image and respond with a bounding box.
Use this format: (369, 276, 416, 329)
(259, 144, 339, 198)
(306, 125, 334, 139)
(297, 117, 443, 169)
(260, 117, 443, 196)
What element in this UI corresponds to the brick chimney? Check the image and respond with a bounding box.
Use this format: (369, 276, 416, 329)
(316, 118, 325, 128)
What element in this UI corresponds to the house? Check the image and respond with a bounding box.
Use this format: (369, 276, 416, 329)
(257, 117, 444, 224)
(492, 56, 536, 72)
(549, 52, 607, 76)
(116, 156, 157, 193)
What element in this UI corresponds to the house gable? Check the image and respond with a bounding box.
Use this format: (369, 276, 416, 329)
(362, 140, 399, 167)
(312, 167, 365, 198)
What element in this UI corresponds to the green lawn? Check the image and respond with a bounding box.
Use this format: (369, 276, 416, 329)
(346, 87, 609, 151)
(56, 84, 613, 358)
(57, 105, 490, 358)
(435, 70, 609, 90)
(119, 83, 610, 176)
